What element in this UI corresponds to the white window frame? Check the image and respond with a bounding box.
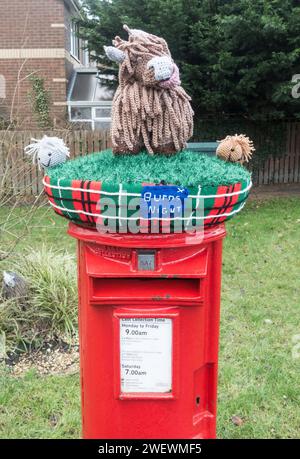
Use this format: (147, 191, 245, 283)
(70, 20, 80, 61)
(0, 75, 5, 98)
(68, 101, 112, 130)
(92, 107, 112, 131)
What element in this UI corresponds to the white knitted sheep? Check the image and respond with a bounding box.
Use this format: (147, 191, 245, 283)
(25, 135, 70, 170)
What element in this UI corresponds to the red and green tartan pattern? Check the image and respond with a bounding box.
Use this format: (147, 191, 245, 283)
(43, 176, 251, 231)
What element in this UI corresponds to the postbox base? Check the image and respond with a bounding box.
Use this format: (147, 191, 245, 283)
(69, 223, 226, 439)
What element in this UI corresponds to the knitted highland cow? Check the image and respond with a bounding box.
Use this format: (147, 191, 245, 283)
(104, 25, 194, 155)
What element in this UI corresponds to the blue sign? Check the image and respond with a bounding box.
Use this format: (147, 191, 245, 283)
(141, 185, 189, 219)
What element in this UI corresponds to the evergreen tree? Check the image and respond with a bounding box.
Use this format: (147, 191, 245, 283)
(77, 0, 300, 119)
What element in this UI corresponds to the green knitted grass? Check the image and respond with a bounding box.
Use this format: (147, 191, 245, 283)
(47, 149, 251, 187)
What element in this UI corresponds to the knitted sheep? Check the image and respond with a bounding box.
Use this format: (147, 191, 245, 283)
(104, 25, 194, 156)
(25, 136, 70, 170)
(216, 134, 255, 164)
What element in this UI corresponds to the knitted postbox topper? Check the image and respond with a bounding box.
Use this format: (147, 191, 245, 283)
(104, 25, 194, 156)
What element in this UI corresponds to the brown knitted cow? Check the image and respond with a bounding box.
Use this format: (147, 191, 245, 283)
(104, 25, 194, 155)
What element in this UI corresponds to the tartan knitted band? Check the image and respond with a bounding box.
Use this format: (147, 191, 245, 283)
(43, 176, 252, 231)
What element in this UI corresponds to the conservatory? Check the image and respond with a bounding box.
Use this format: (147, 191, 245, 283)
(68, 68, 114, 130)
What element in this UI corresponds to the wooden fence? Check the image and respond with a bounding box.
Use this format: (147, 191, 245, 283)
(0, 130, 111, 196)
(0, 123, 299, 196)
(251, 122, 300, 185)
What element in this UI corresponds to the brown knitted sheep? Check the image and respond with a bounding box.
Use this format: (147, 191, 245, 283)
(104, 25, 194, 155)
(216, 134, 255, 164)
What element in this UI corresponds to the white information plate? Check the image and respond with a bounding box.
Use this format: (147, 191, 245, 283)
(120, 318, 172, 393)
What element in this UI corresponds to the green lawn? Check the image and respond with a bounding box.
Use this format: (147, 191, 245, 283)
(0, 197, 299, 438)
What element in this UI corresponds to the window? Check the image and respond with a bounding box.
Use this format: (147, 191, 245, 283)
(71, 73, 96, 101)
(70, 72, 114, 102)
(95, 108, 112, 118)
(0, 75, 5, 99)
(71, 106, 92, 121)
(70, 20, 80, 61)
(94, 81, 114, 102)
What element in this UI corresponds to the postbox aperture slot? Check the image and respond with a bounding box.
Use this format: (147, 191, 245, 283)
(91, 277, 202, 304)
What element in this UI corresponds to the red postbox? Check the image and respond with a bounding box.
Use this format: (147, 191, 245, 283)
(68, 222, 226, 439)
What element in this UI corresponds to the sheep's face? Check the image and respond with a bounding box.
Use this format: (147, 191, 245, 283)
(216, 138, 244, 163)
(25, 136, 70, 170)
(104, 26, 181, 89)
(142, 55, 181, 89)
(38, 148, 55, 168)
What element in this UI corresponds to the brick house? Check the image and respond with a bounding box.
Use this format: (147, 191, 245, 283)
(0, 0, 113, 129)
